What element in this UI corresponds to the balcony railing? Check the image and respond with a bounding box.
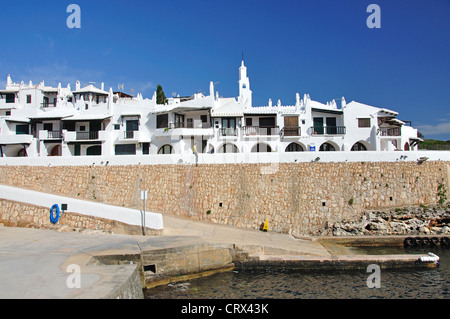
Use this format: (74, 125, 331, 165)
(47, 131, 62, 139)
(311, 126, 346, 135)
(219, 127, 238, 137)
(169, 122, 211, 129)
(41, 103, 56, 108)
(243, 126, 280, 136)
(380, 127, 401, 136)
(76, 131, 99, 140)
(124, 131, 135, 139)
(281, 126, 301, 137)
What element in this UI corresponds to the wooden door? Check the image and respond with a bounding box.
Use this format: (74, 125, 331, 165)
(284, 116, 298, 136)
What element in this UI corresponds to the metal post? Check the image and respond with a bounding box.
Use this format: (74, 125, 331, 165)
(141, 191, 147, 236)
(142, 196, 146, 236)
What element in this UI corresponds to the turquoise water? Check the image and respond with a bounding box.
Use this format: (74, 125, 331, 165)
(145, 247, 450, 299)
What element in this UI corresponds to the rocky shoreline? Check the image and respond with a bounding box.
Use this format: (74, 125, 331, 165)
(318, 204, 450, 237)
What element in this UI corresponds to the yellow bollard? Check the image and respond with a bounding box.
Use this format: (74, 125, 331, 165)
(262, 219, 269, 232)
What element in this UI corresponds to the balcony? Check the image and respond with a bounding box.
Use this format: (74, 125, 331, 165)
(154, 121, 214, 137)
(243, 126, 280, 136)
(0, 134, 33, 145)
(219, 127, 238, 137)
(63, 130, 106, 142)
(169, 122, 211, 129)
(41, 102, 56, 108)
(76, 131, 98, 140)
(311, 126, 346, 135)
(124, 131, 135, 139)
(281, 126, 301, 137)
(380, 127, 401, 136)
(117, 130, 141, 142)
(38, 130, 63, 140)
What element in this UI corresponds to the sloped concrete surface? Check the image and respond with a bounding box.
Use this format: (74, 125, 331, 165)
(0, 211, 329, 298)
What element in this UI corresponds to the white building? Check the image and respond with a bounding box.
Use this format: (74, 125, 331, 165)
(0, 60, 421, 158)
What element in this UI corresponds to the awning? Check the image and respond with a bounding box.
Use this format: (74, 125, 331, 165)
(29, 109, 76, 120)
(4, 117, 30, 123)
(378, 108, 398, 116)
(120, 112, 142, 118)
(63, 113, 112, 121)
(312, 108, 343, 115)
(0, 89, 19, 94)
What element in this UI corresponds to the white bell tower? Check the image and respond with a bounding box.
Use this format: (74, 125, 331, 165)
(238, 59, 252, 109)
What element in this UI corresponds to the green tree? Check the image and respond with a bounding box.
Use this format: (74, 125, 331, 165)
(156, 84, 168, 105)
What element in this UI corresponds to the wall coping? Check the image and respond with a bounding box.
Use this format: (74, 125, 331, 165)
(0, 151, 449, 167)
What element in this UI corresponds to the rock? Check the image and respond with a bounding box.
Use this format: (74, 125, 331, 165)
(324, 205, 450, 237)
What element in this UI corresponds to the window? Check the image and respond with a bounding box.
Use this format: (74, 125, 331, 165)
(27, 95, 32, 104)
(218, 143, 239, 153)
(158, 144, 173, 154)
(74, 144, 80, 156)
(245, 118, 253, 126)
(16, 124, 29, 135)
(313, 117, 324, 134)
(115, 144, 136, 155)
(221, 118, 237, 136)
(142, 143, 150, 155)
(43, 97, 49, 107)
(114, 124, 120, 130)
(319, 142, 336, 151)
(326, 117, 337, 134)
(351, 142, 367, 151)
(174, 114, 184, 128)
(87, 145, 102, 156)
(43, 123, 53, 132)
(157, 114, 168, 129)
(6, 93, 15, 103)
(126, 120, 139, 132)
(285, 143, 304, 152)
(5, 111, 11, 116)
(358, 118, 371, 128)
(251, 143, 272, 153)
(259, 117, 275, 127)
(79, 126, 86, 131)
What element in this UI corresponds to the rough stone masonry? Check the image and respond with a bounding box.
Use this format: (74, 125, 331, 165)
(0, 161, 448, 235)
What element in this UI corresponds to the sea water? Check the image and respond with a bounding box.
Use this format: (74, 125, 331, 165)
(145, 247, 450, 299)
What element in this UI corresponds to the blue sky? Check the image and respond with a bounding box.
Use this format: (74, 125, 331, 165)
(0, 0, 449, 139)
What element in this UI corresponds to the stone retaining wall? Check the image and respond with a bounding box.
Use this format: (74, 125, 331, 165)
(0, 161, 448, 235)
(0, 199, 154, 235)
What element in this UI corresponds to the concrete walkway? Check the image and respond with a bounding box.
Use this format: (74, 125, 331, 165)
(0, 205, 329, 298)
